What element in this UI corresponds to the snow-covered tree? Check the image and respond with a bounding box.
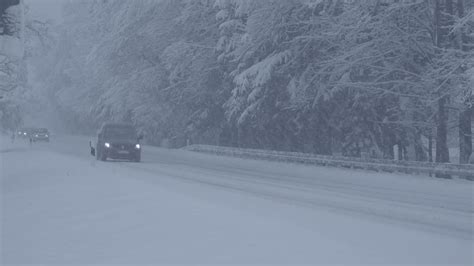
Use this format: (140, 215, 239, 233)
(0, 0, 25, 132)
(36, 0, 473, 165)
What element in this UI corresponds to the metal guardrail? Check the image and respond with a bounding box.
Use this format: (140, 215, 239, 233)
(185, 145, 474, 180)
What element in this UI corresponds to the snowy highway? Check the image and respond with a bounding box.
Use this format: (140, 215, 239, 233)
(1, 136, 473, 264)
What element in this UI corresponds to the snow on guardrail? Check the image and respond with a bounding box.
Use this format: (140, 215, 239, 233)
(184, 145, 474, 180)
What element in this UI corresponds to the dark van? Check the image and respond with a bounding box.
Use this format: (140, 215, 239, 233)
(91, 123, 143, 162)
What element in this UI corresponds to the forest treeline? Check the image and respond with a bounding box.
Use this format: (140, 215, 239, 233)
(40, 0, 473, 163)
(0, 0, 24, 132)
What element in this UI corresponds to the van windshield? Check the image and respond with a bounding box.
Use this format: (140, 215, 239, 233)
(105, 126, 137, 139)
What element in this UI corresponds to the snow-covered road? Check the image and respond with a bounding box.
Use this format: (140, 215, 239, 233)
(1, 136, 473, 264)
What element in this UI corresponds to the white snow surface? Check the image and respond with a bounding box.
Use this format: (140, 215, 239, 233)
(1, 135, 473, 265)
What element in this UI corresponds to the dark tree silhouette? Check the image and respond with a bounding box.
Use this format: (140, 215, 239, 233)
(0, 0, 20, 36)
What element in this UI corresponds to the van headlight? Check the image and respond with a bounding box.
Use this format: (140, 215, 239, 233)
(135, 144, 141, 149)
(105, 143, 111, 148)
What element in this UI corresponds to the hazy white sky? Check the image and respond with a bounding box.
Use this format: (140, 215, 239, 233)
(25, 0, 63, 22)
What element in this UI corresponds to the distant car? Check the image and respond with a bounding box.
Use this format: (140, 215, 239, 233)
(17, 127, 35, 139)
(31, 128, 50, 142)
(17, 129, 25, 137)
(91, 123, 143, 162)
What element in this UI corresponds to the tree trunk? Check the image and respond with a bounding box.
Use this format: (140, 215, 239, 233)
(456, 0, 472, 164)
(456, 0, 466, 50)
(436, 96, 450, 163)
(428, 132, 433, 162)
(434, 0, 442, 46)
(459, 107, 472, 164)
(434, 0, 451, 165)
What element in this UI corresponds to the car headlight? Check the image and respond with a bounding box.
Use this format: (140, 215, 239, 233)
(45, 135, 49, 137)
(135, 144, 141, 149)
(105, 143, 111, 148)
(35, 134, 39, 137)
(23, 132, 27, 135)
